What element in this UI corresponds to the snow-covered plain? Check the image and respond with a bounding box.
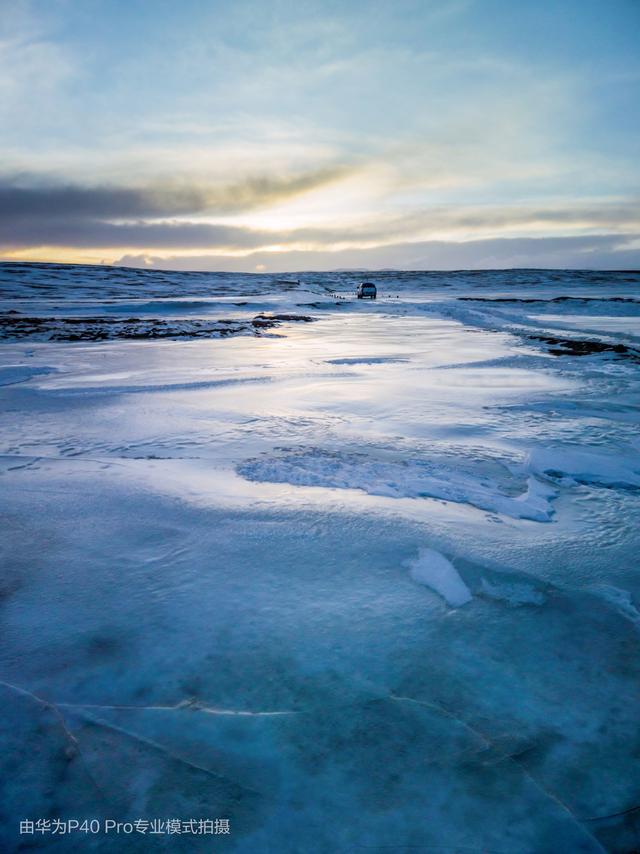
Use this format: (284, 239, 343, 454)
(1, 263, 639, 852)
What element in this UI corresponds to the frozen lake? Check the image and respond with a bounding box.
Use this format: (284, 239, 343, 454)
(1, 264, 639, 852)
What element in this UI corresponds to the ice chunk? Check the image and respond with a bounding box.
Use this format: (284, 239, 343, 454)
(407, 548, 472, 607)
(513, 475, 557, 520)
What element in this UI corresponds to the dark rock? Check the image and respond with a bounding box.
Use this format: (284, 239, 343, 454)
(527, 333, 640, 361)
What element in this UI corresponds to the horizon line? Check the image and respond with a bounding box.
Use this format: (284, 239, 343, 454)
(1, 259, 639, 277)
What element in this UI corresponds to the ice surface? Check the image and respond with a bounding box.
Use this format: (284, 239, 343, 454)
(1, 264, 639, 852)
(479, 576, 547, 606)
(589, 584, 640, 628)
(0, 364, 56, 386)
(407, 548, 472, 606)
(325, 355, 410, 365)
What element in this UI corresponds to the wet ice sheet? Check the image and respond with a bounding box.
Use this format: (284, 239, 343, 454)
(1, 265, 640, 852)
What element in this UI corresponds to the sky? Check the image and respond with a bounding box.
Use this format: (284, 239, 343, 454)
(0, 0, 639, 272)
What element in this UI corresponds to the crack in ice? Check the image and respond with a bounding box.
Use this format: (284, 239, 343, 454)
(56, 697, 297, 717)
(0, 681, 282, 797)
(389, 694, 607, 852)
(0, 680, 109, 804)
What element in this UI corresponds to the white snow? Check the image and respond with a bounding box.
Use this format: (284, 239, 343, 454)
(238, 447, 556, 521)
(407, 548, 472, 607)
(529, 313, 640, 336)
(528, 447, 640, 488)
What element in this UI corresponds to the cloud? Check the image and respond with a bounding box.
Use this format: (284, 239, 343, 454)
(0, 166, 352, 221)
(1, 174, 638, 255)
(0, 219, 268, 251)
(0, 2, 74, 136)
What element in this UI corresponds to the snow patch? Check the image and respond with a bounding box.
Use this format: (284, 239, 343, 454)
(238, 448, 556, 521)
(528, 447, 640, 489)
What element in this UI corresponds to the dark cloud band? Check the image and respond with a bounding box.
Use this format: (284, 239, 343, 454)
(0, 173, 638, 258)
(0, 165, 351, 222)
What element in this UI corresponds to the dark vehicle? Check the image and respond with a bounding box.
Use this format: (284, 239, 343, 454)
(357, 282, 377, 300)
